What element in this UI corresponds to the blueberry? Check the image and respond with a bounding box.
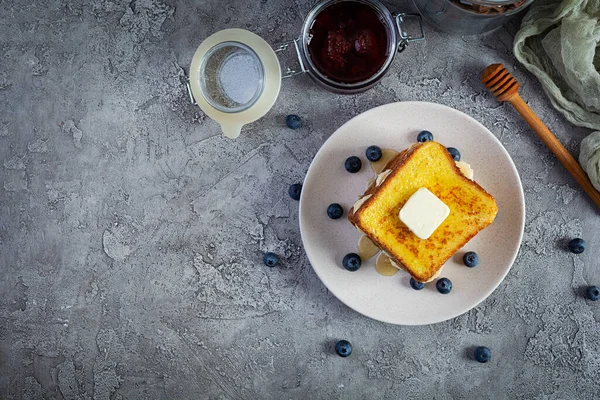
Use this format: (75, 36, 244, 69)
(285, 114, 302, 129)
(344, 156, 362, 173)
(410, 277, 425, 290)
(327, 203, 344, 219)
(463, 251, 479, 268)
(335, 340, 352, 357)
(568, 238, 586, 254)
(342, 253, 362, 271)
(447, 147, 461, 161)
(288, 183, 302, 201)
(474, 346, 491, 363)
(263, 252, 279, 267)
(586, 286, 600, 301)
(417, 130, 434, 142)
(436, 277, 452, 294)
(366, 145, 382, 162)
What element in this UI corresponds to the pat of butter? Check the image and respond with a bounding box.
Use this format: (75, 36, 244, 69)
(399, 188, 450, 240)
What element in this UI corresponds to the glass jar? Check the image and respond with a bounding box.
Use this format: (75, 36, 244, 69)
(187, 0, 425, 138)
(292, 0, 425, 93)
(412, 0, 532, 35)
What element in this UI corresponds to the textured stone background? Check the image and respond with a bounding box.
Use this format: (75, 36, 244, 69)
(1, 0, 599, 399)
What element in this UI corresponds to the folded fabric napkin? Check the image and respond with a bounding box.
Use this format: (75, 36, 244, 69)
(580, 131, 600, 191)
(514, 0, 600, 190)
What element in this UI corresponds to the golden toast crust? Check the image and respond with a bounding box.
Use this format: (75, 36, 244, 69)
(348, 141, 498, 282)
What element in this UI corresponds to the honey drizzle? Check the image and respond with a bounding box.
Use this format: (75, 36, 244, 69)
(370, 149, 399, 174)
(375, 253, 400, 276)
(357, 235, 379, 261)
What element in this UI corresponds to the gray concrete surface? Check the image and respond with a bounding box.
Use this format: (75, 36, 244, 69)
(1, 0, 599, 399)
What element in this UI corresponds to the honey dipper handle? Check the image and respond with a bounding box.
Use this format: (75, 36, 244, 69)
(509, 95, 600, 209)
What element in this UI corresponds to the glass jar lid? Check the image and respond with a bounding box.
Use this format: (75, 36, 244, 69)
(189, 29, 281, 138)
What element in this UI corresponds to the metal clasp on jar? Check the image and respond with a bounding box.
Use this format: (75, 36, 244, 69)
(274, 39, 307, 79)
(393, 13, 425, 53)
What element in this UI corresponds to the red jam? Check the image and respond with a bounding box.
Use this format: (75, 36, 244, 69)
(308, 2, 390, 84)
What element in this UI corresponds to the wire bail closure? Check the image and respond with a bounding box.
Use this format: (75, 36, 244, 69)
(394, 13, 425, 53)
(274, 38, 307, 79)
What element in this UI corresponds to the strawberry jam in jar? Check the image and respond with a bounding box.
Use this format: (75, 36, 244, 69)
(298, 0, 424, 93)
(308, 2, 390, 84)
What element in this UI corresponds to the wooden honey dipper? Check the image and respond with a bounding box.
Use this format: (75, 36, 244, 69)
(482, 63, 600, 209)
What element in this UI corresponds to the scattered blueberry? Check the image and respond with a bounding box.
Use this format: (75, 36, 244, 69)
(586, 286, 600, 301)
(463, 251, 479, 268)
(335, 340, 352, 357)
(327, 203, 344, 219)
(345, 156, 362, 173)
(288, 183, 302, 200)
(568, 238, 586, 254)
(417, 130, 434, 142)
(285, 114, 302, 129)
(410, 278, 425, 290)
(436, 277, 452, 294)
(366, 145, 382, 162)
(474, 346, 491, 363)
(263, 252, 279, 267)
(342, 253, 362, 272)
(447, 147, 461, 161)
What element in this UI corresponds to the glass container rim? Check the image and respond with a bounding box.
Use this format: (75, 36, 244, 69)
(450, 0, 533, 10)
(199, 41, 265, 114)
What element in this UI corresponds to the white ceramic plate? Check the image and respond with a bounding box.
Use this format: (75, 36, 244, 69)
(299, 102, 525, 325)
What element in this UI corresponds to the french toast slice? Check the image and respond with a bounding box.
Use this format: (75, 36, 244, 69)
(348, 141, 498, 282)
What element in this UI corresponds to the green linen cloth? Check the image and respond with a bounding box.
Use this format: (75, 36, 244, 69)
(513, 0, 600, 191)
(580, 131, 600, 191)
